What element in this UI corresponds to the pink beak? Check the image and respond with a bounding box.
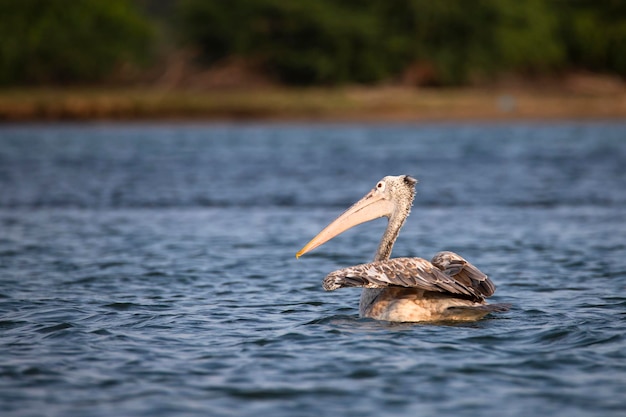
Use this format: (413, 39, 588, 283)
(296, 188, 394, 258)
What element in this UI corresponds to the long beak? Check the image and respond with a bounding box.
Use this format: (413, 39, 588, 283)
(296, 189, 394, 258)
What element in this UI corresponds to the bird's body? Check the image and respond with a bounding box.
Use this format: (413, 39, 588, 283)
(359, 287, 501, 322)
(296, 175, 508, 323)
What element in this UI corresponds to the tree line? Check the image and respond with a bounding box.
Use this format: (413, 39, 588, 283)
(1, 0, 625, 86)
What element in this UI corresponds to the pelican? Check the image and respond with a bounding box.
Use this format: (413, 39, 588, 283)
(296, 175, 508, 322)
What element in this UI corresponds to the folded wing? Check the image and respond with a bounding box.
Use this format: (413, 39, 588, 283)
(430, 251, 495, 297)
(323, 252, 495, 301)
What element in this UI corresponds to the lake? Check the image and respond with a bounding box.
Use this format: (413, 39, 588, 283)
(1, 122, 625, 417)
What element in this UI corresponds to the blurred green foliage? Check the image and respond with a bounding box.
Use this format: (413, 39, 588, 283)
(1, 0, 624, 86)
(372, 0, 565, 84)
(0, 0, 154, 85)
(176, 0, 393, 84)
(559, 0, 626, 77)
(176, 0, 626, 85)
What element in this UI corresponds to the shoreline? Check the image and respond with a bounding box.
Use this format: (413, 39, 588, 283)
(1, 86, 625, 122)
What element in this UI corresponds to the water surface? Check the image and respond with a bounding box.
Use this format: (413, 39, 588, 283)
(1, 122, 625, 416)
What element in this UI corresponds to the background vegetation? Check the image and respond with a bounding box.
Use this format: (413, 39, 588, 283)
(1, 0, 625, 87)
(0, 0, 154, 85)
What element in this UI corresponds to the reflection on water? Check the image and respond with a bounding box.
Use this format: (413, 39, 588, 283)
(0, 122, 625, 417)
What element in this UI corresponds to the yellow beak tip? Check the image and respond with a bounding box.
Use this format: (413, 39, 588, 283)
(295, 251, 303, 259)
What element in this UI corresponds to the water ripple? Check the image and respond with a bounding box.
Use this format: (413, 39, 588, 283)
(0, 123, 625, 417)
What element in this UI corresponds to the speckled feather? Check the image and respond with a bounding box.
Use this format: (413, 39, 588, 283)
(323, 251, 495, 302)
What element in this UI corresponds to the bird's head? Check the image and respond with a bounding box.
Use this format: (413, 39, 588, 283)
(296, 175, 417, 258)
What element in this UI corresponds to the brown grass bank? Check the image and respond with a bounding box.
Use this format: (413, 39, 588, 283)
(1, 85, 625, 122)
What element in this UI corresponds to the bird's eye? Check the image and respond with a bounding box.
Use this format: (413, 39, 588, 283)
(376, 181, 385, 191)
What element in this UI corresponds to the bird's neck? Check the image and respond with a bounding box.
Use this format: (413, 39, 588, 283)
(374, 210, 406, 261)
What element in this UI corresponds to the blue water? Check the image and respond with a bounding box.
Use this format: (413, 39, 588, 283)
(1, 122, 625, 417)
